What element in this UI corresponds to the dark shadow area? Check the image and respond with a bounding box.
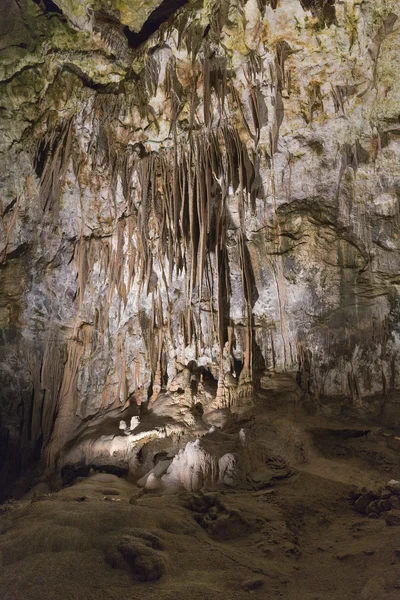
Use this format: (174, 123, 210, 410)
(32, 0, 63, 15)
(123, 0, 188, 49)
(233, 357, 243, 379)
(61, 463, 129, 487)
(299, 0, 336, 26)
(252, 338, 266, 372)
(34, 138, 49, 178)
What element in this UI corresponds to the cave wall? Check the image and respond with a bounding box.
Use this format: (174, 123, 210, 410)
(0, 0, 400, 493)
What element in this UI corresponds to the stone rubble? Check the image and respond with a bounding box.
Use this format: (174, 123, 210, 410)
(350, 480, 400, 522)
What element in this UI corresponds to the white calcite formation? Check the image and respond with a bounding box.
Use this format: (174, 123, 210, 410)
(159, 426, 246, 491)
(63, 428, 166, 473)
(162, 440, 219, 491)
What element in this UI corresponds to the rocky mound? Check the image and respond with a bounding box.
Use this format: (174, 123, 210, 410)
(350, 479, 400, 524)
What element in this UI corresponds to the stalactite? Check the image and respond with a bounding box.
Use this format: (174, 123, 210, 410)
(215, 184, 227, 377)
(137, 155, 153, 294)
(196, 136, 209, 300)
(36, 118, 73, 213)
(111, 123, 265, 396)
(145, 54, 161, 98)
(38, 58, 278, 424)
(187, 142, 198, 342)
(46, 331, 87, 466)
(238, 231, 253, 386)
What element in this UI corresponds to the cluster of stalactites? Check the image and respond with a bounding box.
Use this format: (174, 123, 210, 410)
(128, 126, 262, 398)
(34, 109, 268, 404)
(32, 0, 293, 403)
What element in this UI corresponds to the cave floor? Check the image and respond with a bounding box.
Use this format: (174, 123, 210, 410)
(1, 409, 400, 600)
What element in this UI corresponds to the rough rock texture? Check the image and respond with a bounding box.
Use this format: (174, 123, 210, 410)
(0, 0, 400, 495)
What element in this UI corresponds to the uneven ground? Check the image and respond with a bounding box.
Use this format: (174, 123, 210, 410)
(1, 401, 400, 600)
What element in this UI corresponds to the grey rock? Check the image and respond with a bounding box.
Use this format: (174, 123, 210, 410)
(387, 481, 400, 495)
(377, 499, 392, 513)
(391, 496, 400, 510)
(242, 577, 265, 591)
(105, 535, 166, 581)
(354, 494, 377, 515)
(381, 491, 392, 500)
(385, 510, 400, 527)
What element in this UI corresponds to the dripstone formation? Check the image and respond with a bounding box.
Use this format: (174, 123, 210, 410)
(0, 0, 399, 495)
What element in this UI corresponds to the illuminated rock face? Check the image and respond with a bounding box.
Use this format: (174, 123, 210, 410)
(0, 0, 400, 494)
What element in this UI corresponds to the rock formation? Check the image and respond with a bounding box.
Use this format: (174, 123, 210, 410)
(0, 0, 399, 496)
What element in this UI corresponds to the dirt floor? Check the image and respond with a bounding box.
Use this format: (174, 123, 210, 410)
(1, 405, 400, 600)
